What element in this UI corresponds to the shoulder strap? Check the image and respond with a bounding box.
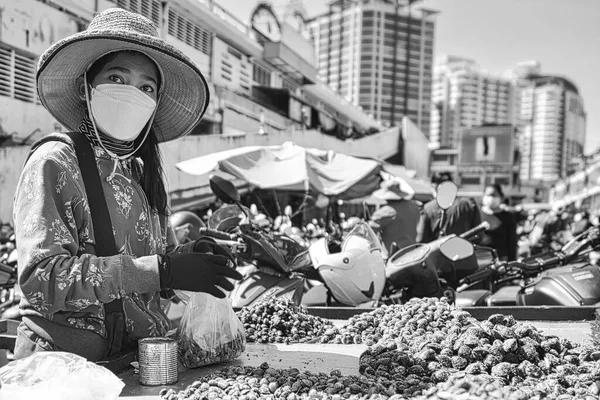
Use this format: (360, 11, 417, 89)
(26, 132, 118, 257)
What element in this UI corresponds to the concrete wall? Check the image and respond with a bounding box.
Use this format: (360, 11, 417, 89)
(1, 127, 400, 222)
(0, 146, 30, 223)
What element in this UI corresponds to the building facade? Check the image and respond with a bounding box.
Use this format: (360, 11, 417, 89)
(432, 57, 587, 186)
(430, 56, 515, 148)
(0, 0, 411, 221)
(514, 74, 586, 183)
(309, 0, 437, 134)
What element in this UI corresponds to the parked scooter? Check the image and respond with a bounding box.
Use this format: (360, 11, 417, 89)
(201, 175, 387, 308)
(0, 232, 21, 321)
(380, 181, 491, 305)
(447, 226, 600, 306)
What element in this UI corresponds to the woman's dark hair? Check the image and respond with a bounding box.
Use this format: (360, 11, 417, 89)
(87, 51, 168, 215)
(486, 183, 505, 199)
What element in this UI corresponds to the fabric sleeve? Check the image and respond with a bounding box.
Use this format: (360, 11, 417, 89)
(14, 152, 160, 314)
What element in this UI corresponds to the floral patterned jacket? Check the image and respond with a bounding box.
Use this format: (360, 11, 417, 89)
(13, 138, 178, 340)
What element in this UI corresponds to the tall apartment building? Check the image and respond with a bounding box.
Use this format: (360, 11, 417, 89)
(309, 0, 438, 134)
(516, 75, 586, 182)
(430, 56, 514, 148)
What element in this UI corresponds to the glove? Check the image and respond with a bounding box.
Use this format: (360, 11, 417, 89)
(193, 237, 235, 261)
(159, 253, 243, 298)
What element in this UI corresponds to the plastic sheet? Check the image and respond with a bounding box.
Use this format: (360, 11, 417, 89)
(0, 351, 124, 400)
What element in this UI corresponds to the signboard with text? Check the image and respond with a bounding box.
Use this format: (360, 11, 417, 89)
(458, 125, 515, 168)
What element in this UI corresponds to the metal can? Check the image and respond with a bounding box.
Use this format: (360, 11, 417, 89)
(138, 337, 178, 386)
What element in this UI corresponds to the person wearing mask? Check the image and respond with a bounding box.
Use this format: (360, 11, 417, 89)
(479, 184, 518, 261)
(12, 9, 242, 360)
(369, 178, 420, 255)
(417, 172, 482, 243)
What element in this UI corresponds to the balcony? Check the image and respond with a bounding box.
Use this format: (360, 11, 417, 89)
(264, 42, 318, 84)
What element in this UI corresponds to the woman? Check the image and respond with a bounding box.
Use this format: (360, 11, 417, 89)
(479, 184, 518, 261)
(12, 8, 242, 360)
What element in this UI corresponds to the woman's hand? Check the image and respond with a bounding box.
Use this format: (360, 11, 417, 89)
(193, 237, 235, 260)
(159, 253, 242, 298)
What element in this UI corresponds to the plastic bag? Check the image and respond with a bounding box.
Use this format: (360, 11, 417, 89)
(177, 291, 246, 368)
(0, 351, 124, 400)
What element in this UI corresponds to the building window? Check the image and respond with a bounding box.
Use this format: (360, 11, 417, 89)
(168, 9, 212, 55)
(283, 78, 299, 92)
(252, 63, 271, 86)
(112, 0, 161, 26)
(0, 45, 38, 104)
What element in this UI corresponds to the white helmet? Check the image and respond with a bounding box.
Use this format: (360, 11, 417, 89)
(309, 222, 385, 306)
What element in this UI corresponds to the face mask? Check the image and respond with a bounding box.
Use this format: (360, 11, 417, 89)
(88, 83, 157, 142)
(482, 196, 501, 209)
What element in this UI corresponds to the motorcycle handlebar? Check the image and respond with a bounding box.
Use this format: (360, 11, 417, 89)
(459, 267, 494, 286)
(459, 221, 490, 240)
(199, 227, 238, 241)
(513, 231, 598, 274)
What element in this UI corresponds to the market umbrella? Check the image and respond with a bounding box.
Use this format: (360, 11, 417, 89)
(175, 142, 383, 200)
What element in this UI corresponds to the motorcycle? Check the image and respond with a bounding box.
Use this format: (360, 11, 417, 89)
(448, 226, 600, 306)
(380, 181, 492, 305)
(0, 232, 21, 321)
(202, 175, 387, 309)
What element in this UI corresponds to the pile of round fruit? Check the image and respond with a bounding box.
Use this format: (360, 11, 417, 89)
(161, 297, 600, 399)
(236, 298, 333, 344)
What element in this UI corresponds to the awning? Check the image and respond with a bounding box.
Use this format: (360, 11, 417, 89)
(175, 142, 384, 200)
(302, 83, 379, 130)
(170, 170, 250, 212)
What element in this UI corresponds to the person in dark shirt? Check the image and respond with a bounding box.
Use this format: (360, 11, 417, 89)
(479, 184, 518, 261)
(417, 172, 482, 243)
(369, 178, 420, 256)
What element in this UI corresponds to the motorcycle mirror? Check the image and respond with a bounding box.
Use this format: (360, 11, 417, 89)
(439, 237, 474, 262)
(209, 174, 241, 204)
(436, 181, 458, 210)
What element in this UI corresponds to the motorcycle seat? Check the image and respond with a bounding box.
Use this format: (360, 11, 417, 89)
(488, 285, 520, 306)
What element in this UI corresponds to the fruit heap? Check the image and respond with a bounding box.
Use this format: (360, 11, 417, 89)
(160, 363, 399, 400)
(161, 298, 600, 399)
(319, 298, 457, 346)
(236, 298, 333, 344)
(358, 298, 600, 398)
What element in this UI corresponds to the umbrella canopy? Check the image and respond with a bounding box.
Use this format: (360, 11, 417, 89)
(176, 142, 384, 200)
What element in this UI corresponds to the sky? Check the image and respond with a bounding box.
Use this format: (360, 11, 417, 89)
(215, 0, 600, 153)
